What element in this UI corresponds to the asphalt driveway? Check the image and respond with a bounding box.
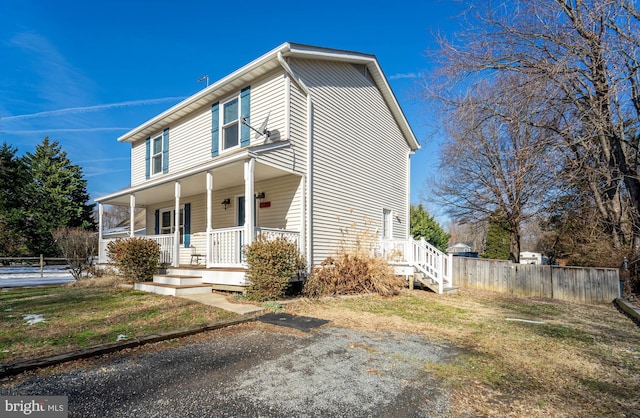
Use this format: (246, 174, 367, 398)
(0, 323, 456, 417)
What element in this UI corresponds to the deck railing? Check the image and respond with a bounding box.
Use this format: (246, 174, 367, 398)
(380, 237, 453, 293)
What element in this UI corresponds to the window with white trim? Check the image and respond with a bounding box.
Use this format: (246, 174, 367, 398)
(159, 206, 184, 244)
(151, 134, 163, 175)
(221, 97, 240, 151)
(382, 209, 393, 239)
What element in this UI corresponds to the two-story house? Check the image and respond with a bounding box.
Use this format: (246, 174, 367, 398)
(96, 42, 453, 294)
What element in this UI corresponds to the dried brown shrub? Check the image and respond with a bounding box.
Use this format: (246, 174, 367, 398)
(303, 213, 404, 298)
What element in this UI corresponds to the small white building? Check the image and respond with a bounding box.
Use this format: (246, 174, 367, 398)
(447, 243, 472, 254)
(520, 251, 543, 265)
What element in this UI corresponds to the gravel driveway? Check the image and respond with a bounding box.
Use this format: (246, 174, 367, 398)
(0, 323, 456, 417)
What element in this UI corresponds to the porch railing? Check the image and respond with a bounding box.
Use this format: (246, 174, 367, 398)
(380, 237, 453, 294)
(256, 227, 301, 248)
(146, 234, 175, 265)
(207, 227, 244, 267)
(206, 227, 301, 267)
(98, 235, 174, 265)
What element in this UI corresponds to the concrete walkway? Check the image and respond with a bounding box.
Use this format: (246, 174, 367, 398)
(179, 292, 264, 315)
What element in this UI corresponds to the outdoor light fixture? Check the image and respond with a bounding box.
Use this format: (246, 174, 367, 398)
(255, 192, 265, 200)
(221, 198, 231, 210)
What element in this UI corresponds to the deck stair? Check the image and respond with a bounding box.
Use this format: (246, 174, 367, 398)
(382, 237, 457, 294)
(134, 274, 212, 296)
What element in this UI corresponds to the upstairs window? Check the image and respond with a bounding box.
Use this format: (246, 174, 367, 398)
(211, 86, 250, 157)
(222, 97, 239, 150)
(152, 134, 163, 175)
(145, 128, 169, 178)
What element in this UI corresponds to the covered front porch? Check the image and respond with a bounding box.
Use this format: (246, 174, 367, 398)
(96, 151, 304, 286)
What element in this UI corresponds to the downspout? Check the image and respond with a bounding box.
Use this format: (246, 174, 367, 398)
(278, 51, 314, 269)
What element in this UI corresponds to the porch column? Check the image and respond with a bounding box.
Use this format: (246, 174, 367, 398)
(98, 203, 104, 241)
(244, 158, 255, 246)
(129, 194, 135, 238)
(206, 171, 213, 267)
(173, 182, 181, 267)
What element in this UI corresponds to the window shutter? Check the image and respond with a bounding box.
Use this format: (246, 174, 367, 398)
(211, 102, 219, 157)
(145, 137, 151, 179)
(154, 210, 159, 235)
(240, 86, 250, 147)
(184, 203, 191, 248)
(162, 128, 169, 174)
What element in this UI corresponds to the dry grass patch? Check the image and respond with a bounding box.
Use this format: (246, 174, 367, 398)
(0, 284, 237, 363)
(288, 288, 640, 417)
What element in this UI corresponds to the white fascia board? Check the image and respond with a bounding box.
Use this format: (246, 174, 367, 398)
(117, 41, 420, 151)
(118, 43, 293, 144)
(95, 149, 255, 203)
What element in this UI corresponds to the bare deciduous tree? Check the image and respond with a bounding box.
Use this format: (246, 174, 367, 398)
(427, 0, 640, 287)
(431, 75, 557, 262)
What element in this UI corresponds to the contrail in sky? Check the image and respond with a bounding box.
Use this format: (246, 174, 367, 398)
(2, 97, 186, 121)
(3, 127, 131, 134)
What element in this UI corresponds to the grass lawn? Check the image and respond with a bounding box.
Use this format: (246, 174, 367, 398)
(289, 288, 640, 417)
(0, 281, 237, 363)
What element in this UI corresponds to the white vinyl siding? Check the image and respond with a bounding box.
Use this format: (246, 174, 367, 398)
(130, 70, 288, 183)
(131, 140, 146, 186)
(289, 58, 410, 266)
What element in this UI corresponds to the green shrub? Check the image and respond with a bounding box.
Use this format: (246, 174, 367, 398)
(106, 237, 160, 282)
(244, 235, 306, 301)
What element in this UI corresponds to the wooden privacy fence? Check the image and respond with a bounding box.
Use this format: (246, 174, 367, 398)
(453, 257, 620, 304)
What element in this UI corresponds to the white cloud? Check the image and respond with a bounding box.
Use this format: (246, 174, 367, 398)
(389, 72, 422, 80)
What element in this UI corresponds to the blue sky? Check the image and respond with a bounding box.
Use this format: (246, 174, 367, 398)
(0, 0, 463, 205)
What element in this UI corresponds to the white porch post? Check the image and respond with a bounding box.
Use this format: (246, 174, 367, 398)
(206, 171, 213, 267)
(244, 158, 255, 247)
(98, 203, 104, 241)
(129, 194, 135, 238)
(173, 182, 181, 267)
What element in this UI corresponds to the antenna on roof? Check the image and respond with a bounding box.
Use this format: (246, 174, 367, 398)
(197, 75, 209, 87)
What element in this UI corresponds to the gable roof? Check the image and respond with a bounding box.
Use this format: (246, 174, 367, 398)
(118, 42, 420, 151)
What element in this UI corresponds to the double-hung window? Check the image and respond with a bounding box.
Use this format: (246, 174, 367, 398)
(212, 86, 250, 157)
(152, 134, 163, 175)
(145, 128, 169, 178)
(222, 97, 240, 150)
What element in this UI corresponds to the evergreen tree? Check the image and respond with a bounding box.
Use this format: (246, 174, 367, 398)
(410, 204, 450, 252)
(481, 214, 510, 260)
(22, 137, 96, 256)
(0, 142, 28, 255)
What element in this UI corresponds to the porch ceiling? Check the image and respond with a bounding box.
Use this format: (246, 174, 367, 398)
(100, 161, 292, 207)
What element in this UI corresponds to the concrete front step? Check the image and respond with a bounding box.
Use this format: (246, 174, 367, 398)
(134, 282, 213, 296)
(153, 274, 203, 286)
